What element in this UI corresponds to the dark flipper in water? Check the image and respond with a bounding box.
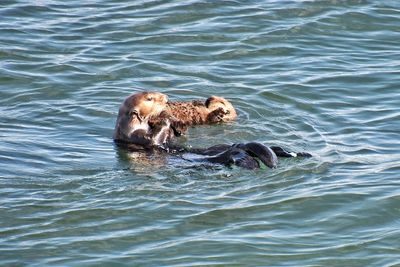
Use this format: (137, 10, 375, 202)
(116, 135, 310, 170)
(183, 142, 310, 169)
(189, 144, 232, 156)
(205, 147, 261, 170)
(270, 146, 312, 158)
(233, 142, 278, 168)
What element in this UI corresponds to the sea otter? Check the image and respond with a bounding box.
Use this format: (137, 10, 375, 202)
(113, 92, 311, 169)
(147, 95, 237, 136)
(113, 92, 235, 146)
(113, 91, 174, 147)
(165, 96, 237, 125)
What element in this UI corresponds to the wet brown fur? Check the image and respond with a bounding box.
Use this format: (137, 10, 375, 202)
(156, 96, 237, 127)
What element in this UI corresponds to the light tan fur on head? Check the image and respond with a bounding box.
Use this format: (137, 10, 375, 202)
(123, 91, 168, 121)
(113, 91, 168, 141)
(205, 96, 237, 122)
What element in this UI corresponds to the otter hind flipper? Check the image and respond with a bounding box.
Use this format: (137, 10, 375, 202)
(270, 146, 312, 158)
(233, 142, 278, 169)
(188, 144, 232, 156)
(229, 149, 260, 169)
(205, 148, 260, 169)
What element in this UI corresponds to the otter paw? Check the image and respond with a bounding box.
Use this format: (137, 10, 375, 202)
(171, 121, 188, 136)
(208, 107, 228, 123)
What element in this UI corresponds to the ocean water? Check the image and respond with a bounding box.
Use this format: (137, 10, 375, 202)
(1, 0, 400, 266)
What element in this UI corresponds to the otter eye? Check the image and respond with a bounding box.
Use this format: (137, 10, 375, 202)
(146, 96, 154, 101)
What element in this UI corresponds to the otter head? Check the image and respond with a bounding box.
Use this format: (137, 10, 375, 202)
(122, 91, 168, 121)
(205, 96, 237, 122)
(113, 91, 168, 141)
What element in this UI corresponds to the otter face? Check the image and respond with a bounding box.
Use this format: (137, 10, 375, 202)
(123, 92, 168, 121)
(113, 91, 168, 140)
(205, 96, 237, 121)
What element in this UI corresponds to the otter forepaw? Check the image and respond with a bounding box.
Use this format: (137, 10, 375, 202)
(208, 107, 228, 123)
(171, 121, 188, 136)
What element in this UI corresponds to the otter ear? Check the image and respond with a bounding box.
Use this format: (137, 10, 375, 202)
(205, 97, 214, 108)
(205, 96, 223, 108)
